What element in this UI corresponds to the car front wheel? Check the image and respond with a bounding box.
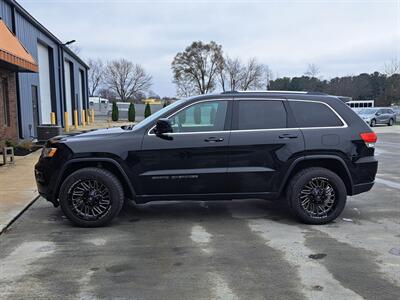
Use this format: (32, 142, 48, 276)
(287, 167, 347, 224)
(388, 118, 394, 126)
(59, 167, 124, 227)
(370, 119, 376, 127)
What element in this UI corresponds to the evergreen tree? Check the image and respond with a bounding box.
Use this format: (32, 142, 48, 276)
(194, 105, 201, 124)
(128, 103, 135, 122)
(111, 101, 119, 121)
(144, 103, 152, 118)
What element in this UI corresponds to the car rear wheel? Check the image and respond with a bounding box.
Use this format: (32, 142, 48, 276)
(59, 167, 124, 227)
(370, 119, 376, 127)
(287, 167, 347, 224)
(388, 118, 394, 126)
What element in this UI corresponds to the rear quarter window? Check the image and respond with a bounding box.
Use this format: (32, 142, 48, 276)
(289, 101, 344, 128)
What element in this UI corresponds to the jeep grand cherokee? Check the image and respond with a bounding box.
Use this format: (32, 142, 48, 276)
(35, 91, 378, 227)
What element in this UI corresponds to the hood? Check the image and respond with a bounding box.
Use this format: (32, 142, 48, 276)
(48, 127, 129, 145)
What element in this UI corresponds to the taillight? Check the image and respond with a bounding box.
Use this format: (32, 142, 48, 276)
(360, 132, 377, 148)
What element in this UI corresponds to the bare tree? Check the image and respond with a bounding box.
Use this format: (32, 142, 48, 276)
(264, 65, 274, 89)
(88, 58, 105, 96)
(104, 59, 152, 102)
(241, 58, 267, 90)
(173, 76, 197, 97)
(219, 57, 270, 91)
(384, 58, 400, 76)
(219, 56, 243, 91)
(172, 41, 224, 95)
(304, 63, 320, 77)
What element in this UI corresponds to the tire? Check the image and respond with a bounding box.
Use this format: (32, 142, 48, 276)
(287, 167, 347, 225)
(59, 167, 124, 227)
(370, 119, 376, 127)
(388, 118, 394, 126)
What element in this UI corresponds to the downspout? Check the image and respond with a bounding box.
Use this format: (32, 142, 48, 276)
(58, 45, 65, 127)
(85, 67, 89, 110)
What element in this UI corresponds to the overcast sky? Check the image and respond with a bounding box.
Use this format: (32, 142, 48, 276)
(20, 0, 400, 97)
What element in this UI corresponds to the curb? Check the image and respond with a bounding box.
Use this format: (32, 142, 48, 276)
(0, 194, 40, 236)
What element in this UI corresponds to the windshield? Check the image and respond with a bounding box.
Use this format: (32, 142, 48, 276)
(358, 108, 378, 114)
(132, 99, 185, 130)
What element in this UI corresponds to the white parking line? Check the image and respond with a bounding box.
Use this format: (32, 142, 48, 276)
(189, 225, 238, 300)
(249, 220, 363, 300)
(0, 241, 56, 297)
(375, 178, 400, 190)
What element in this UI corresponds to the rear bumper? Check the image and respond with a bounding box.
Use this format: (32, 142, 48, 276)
(349, 156, 378, 196)
(351, 181, 374, 195)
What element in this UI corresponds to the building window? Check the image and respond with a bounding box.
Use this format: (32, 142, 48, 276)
(1, 78, 10, 127)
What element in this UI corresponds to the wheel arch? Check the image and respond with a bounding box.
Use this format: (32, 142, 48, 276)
(55, 158, 136, 203)
(280, 155, 353, 196)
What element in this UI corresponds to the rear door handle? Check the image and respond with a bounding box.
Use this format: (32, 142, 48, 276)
(204, 137, 224, 143)
(279, 134, 298, 139)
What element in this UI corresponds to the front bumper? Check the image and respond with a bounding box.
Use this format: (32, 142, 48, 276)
(34, 159, 61, 207)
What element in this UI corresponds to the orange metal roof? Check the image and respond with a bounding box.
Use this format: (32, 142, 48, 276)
(0, 19, 38, 72)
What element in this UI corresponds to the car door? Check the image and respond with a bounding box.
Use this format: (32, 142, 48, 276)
(227, 98, 304, 195)
(376, 109, 386, 124)
(138, 99, 232, 196)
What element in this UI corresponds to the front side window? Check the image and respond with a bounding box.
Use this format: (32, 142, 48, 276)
(169, 100, 228, 133)
(238, 100, 287, 130)
(290, 101, 344, 128)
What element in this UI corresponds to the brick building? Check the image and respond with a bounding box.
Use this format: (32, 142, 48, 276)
(0, 18, 37, 147)
(0, 0, 89, 143)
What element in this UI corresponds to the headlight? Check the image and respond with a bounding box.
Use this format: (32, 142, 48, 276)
(41, 147, 57, 158)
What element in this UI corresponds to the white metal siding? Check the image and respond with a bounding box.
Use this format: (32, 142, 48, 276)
(37, 43, 52, 124)
(64, 61, 73, 125)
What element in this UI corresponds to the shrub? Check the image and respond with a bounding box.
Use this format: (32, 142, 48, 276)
(144, 103, 151, 118)
(194, 105, 201, 124)
(128, 103, 135, 122)
(210, 106, 216, 124)
(111, 102, 119, 121)
(5, 139, 16, 148)
(17, 140, 34, 151)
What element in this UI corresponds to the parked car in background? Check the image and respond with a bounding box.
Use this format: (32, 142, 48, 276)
(357, 107, 396, 126)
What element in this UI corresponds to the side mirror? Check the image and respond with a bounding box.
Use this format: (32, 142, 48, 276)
(154, 118, 172, 136)
(375, 112, 381, 116)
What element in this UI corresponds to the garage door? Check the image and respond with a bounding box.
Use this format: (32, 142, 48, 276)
(64, 61, 73, 125)
(37, 43, 52, 124)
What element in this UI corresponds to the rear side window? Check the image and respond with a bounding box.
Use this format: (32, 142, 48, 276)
(238, 100, 287, 130)
(289, 101, 343, 128)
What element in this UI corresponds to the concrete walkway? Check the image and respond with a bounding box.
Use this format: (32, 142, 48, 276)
(0, 150, 40, 233)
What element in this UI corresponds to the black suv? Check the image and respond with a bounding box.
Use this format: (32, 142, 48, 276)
(35, 91, 378, 227)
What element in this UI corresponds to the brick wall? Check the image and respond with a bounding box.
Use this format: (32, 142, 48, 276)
(0, 67, 18, 148)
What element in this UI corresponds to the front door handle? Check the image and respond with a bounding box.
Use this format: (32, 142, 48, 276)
(279, 134, 298, 139)
(204, 137, 224, 143)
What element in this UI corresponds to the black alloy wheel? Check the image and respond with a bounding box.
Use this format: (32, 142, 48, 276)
(60, 168, 124, 227)
(287, 167, 347, 224)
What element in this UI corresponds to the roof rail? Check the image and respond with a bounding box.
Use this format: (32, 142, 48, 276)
(220, 90, 239, 94)
(219, 90, 328, 95)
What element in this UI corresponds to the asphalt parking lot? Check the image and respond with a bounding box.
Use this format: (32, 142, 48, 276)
(0, 127, 399, 299)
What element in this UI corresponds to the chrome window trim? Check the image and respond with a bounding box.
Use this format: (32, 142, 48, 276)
(147, 98, 348, 136)
(147, 99, 230, 136)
